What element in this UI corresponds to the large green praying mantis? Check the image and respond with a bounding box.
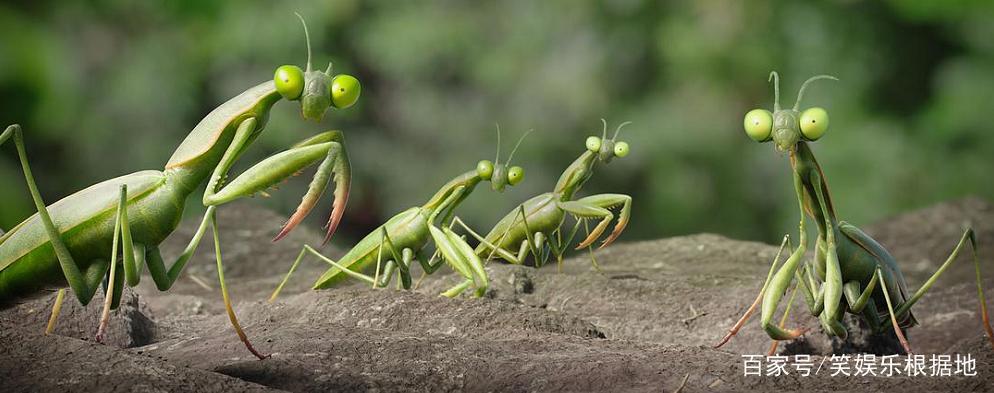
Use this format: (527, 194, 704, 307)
(454, 120, 632, 269)
(269, 129, 529, 300)
(0, 15, 358, 359)
(715, 72, 994, 354)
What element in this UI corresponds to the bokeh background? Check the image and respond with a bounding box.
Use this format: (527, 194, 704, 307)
(2, 1, 992, 246)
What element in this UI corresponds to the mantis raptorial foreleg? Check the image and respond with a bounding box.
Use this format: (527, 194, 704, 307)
(427, 187, 489, 297)
(561, 193, 631, 250)
(809, 171, 846, 339)
(202, 123, 349, 236)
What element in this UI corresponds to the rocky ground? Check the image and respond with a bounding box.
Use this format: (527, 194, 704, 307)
(2, 198, 994, 392)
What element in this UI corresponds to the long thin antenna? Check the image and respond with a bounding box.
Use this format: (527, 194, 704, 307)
(600, 118, 608, 139)
(294, 12, 312, 72)
(506, 129, 533, 165)
(768, 71, 781, 111)
(494, 124, 501, 164)
(793, 75, 838, 111)
(612, 121, 632, 140)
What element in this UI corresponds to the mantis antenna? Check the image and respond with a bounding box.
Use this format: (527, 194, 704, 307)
(600, 118, 608, 139)
(294, 12, 313, 72)
(505, 129, 533, 165)
(793, 75, 838, 111)
(612, 121, 632, 140)
(768, 71, 781, 111)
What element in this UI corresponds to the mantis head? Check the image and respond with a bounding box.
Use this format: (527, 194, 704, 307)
(477, 126, 530, 192)
(552, 120, 631, 197)
(585, 119, 631, 164)
(744, 72, 836, 152)
(273, 13, 361, 122)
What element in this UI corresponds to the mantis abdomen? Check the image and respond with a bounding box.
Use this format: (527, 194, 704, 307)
(313, 207, 432, 289)
(476, 193, 564, 255)
(0, 171, 188, 300)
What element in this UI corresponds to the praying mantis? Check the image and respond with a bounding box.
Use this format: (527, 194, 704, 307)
(269, 129, 529, 299)
(0, 14, 358, 359)
(454, 120, 632, 269)
(714, 72, 994, 355)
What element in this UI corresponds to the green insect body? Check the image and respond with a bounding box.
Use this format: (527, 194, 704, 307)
(0, 14, 359, 359)
(269, 130, 529, 300)
(716, 72, 994, 355)
(459, 120, 632, 268)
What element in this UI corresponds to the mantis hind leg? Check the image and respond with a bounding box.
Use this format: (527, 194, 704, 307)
(2, 125, 105, 305)
(44, 258, 108, 335)
(892, 228, 993, 351)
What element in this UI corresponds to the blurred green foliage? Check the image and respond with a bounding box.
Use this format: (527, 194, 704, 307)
(2, 1, 993, 245)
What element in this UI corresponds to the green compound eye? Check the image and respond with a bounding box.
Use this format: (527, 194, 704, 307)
(274, 65, 305, 100)
(477, 160, 494, 180)
(743, 109, 773, 142)
(586, 136, 602, 152)
(507, 166, 524, 186)
(799, 107, 829, 141)
(614, 141, 630, 157)
(330, 74, 361, 109)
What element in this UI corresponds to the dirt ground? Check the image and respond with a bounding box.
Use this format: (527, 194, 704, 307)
(2, 198, 994, 392)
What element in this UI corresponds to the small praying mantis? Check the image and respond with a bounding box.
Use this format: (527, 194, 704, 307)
(0, 14, 358, 359)
(453, 120, 632, 269)
(715, 72, 994, 355)
(269, 128, 529, 300)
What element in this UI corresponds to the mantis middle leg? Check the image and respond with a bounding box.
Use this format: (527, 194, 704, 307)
(451, 214, 543, 266)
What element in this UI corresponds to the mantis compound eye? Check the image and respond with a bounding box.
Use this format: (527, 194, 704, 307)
(477, 160, 494, 180)
(743, 109, 773, 142)
(507, 166, 524, 186)
(274, 65, 305, 100)
(330, 74, 361, 109)
(586, 136, 602, 152)
(613, 141, 630, 158)
(799, 107, 829, 141)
